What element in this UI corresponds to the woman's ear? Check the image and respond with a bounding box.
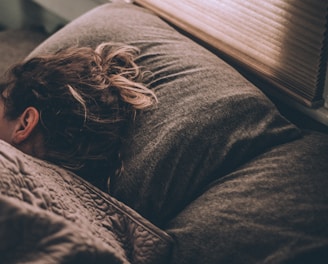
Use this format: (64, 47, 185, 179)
(12, 107, 40, 144)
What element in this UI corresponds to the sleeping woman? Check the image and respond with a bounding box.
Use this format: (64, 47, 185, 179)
(0, 42, 157, 191)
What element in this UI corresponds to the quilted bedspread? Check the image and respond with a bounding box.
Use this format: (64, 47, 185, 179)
(0, 140, 172, 264)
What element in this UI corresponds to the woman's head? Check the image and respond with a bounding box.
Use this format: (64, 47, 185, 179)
(0, 42, 156, 189)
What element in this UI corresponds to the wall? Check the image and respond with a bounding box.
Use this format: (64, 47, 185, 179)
(0, 0, 67, 33)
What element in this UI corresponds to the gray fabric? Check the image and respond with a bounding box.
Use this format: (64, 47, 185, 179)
(28, 3, 301, 226)
(166, 130, 328, 264)
(0, 29, 47, 75)
(0, 140, 172, 264)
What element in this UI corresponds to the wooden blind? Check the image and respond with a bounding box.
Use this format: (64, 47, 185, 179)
(135, 0, 328, 107)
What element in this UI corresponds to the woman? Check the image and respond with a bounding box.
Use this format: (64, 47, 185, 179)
(0, 42, 157, 191)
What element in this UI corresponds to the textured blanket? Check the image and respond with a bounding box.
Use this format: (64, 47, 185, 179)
(0, 140, 172, 264)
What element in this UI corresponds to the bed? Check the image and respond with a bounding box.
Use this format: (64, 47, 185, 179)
(1, 2, 328, 263)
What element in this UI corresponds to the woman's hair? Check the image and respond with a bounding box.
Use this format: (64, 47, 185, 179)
(0, 42, 157, 190)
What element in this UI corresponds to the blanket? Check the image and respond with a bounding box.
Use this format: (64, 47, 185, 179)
(0, 140, 172, 264)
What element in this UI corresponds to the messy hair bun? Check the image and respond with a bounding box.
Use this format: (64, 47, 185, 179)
(0, 42, 157, 190)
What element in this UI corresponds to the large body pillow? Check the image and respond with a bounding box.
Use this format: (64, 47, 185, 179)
(28, 2, 301, 226)
(166, 131, 328, 263)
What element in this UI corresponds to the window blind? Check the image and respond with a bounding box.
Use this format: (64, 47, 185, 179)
(135, 0, 328, 108)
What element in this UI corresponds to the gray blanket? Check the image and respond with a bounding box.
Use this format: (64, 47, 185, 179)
(0, 140, 172, 264)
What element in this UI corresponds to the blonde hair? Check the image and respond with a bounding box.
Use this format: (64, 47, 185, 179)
(0, 42, 157, 190)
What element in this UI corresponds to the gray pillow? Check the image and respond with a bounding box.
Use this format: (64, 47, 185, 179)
(166, 131, 328, 263)
(28, 3, 301, 226)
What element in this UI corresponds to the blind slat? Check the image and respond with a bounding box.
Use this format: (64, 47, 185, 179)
(135, 0, 328, 106)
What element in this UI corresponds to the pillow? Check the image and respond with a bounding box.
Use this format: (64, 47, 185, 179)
(28, 3, 301, 226)
(165, 131, 328, 263)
